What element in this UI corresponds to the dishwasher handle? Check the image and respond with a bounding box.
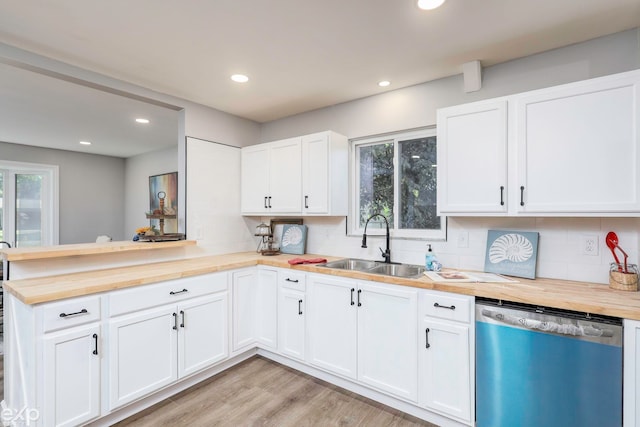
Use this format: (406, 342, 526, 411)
(480, 308, 614, 338)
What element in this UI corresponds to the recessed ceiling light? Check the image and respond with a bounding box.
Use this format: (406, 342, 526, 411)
(79, 141, 92, 146)
(417, 0, 446, 10)
(378, 80, 391, 87)
(231, 74, 249, 83)
(135, 118, 150, 124)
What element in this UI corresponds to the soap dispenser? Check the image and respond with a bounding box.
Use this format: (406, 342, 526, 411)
(425, 244, 441, 271)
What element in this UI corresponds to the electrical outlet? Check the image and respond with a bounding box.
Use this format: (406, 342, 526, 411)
(458, 231, 469, 248)
(581, 234, 599, 256)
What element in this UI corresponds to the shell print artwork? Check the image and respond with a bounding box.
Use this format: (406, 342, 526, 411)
(282, 226, 303, 247)
(488, 233, 534, 264)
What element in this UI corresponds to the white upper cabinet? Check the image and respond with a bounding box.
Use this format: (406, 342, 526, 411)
(241, 131, 347, 216)
(241, 143, 271, 214)
(514, 72, 640, 214)
(241, 138, 301, 214)
(268, 138, 303, 213)
(437, 99, 508, 214)
(302, 131, 348, 215)
(437, 69, 640, 216)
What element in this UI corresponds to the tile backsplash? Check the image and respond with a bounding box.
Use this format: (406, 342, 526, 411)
(297, 216, 640, 285)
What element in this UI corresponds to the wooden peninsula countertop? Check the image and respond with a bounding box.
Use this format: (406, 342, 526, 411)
(0, 239, 196, 261)
(3, 251, 640, 320)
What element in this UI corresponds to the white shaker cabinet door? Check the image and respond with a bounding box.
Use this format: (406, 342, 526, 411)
(108, 306, 178, 410)
(232, 269, 257, 351)
(43, 324, 101, 427)
(241, 144, 270, 214)
(357, 281, 418, 402)
(177, 293, 228, 378)
(255, 268, 278, 349)
(302, 132, 330, 214)
(307, 275, 357, 380)
(515, 73, 640, 214)
(437, 99, 508, 214)
(278, 288, 306, 361)
(419, 318, 472, 423)
(268, 138, 302, 213)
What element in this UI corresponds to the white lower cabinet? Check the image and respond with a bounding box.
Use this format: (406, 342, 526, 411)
(109, 273, 229, 410)
(109, 305, 178, 409)
(418, 291, 474, 424)
(307, 274, 418, 401)
(307, 275, 358, 379)
(277, 270, 306, 361)
(177, 293, 228, 377)
(624, 319, 640, 427)
(232, 267, 278, 352)
(43, 323, 101, 427)
(256, 268, 278, 349)
(232, 269, 258, 351)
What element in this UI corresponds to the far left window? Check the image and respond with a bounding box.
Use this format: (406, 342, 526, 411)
(0, 161, 58, 247)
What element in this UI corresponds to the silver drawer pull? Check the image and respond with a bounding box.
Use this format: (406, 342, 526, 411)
(434, 302, 456, 310)
(59, 308, 88, 318)
(169, 288, 188, 295)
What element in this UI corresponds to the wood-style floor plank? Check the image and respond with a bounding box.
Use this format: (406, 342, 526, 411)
(115, 356, 438, 427)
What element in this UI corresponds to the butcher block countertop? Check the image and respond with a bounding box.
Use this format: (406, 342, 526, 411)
(0, 239, 196, 261)
(4, 251, 640, 320)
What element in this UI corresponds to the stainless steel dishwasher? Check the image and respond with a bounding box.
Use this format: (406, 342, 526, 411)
(476, 297, 623, 427)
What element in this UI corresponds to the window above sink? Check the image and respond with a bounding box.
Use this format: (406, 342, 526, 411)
(349, 127, 446, 241)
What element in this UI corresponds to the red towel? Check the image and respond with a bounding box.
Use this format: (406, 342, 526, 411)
(288, 257, 328, 265)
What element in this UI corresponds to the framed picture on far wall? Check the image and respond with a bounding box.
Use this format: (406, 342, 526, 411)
(149, 172, 178, 233)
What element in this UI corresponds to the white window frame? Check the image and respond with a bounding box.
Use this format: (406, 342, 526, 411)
(350, 127, 446, 240)
(0, 160, 59, 247)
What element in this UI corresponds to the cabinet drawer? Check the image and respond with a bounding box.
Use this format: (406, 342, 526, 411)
(421, 291, 471, 323)
(278, 270, 306, 291)
(42, 295, 101, 333)
(109, 272, 228, 317)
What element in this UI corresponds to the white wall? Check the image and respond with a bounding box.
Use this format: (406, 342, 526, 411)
(185, 137, 257, 254)
(260, 29, 640, 142)
(259, 28, 640, 284)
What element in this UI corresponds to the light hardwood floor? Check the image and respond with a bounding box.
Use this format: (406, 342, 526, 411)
(115, 356, 438, 427)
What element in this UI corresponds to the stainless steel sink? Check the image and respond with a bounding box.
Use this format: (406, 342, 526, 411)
(368, 263, 425, 278)
(320, 258, 379, 271)
(319, 258, 425, 279)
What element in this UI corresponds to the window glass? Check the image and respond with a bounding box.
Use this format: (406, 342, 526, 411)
(0, 161, 57, 247)
(358, 142, 394, 228)
(399, 136, 439, 230)
(16, 173, 44, 247)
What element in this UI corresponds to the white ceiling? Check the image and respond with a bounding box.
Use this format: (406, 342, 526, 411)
(0, 62, 180, 158)
(0, 0, 639, 156)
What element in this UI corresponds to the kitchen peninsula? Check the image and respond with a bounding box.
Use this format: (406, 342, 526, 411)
(2, 241, 640, 426)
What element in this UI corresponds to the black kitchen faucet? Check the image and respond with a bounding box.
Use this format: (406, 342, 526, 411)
(361, 213, 391, 263)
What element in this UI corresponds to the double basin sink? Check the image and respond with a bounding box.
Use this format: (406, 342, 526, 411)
(318, 258, 425, 279)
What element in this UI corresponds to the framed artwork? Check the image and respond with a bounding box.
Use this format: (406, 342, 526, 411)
(484, 230, 539, 279)
(280, 224, 308, 255)
(149, 172, 178, 233)
(270, 218, 303, 249)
